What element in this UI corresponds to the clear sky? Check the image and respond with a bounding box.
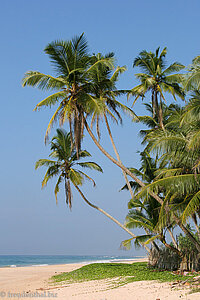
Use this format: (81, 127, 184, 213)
(1, 0, 200, 255)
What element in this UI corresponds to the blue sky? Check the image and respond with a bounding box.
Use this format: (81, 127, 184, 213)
(1, 0, 200, 255)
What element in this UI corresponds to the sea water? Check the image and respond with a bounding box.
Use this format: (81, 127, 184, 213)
(0, 255, 144, 268)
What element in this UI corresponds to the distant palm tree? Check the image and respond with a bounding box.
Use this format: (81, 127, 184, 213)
(131, 47, 185, 129)
(36, 128, 150, 249)
(184, 56, 200, 91)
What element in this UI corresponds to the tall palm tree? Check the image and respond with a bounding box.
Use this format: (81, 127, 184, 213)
(36, 128, 150, 251)
(129, 101, 200, 252)
(23, 36, 196, 250)
(22, 34, 156, 201)
(131, 47, 185, 129)
(22, 33, 114, 154)
(135, 107, 200, 250)
(22, 34, 140, 191)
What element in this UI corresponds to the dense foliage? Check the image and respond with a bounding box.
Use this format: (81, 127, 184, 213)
(23, 33, 200, 268)
(52, 262, 194, 284)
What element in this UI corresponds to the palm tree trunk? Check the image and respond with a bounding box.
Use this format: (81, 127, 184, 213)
(160, 233, 182, 257)
(104, 113, 134, 198)
(154, 90, 164, 130)
(83, 116, 200, 253)
(73, 183, 150, 253)
(167, 228, 178, 249)
(145, 228, 160, 253)
(152, 91, 156, 118)
(152, 241, 160, 253)
(84, 117, 147, 188)
(104, 113, 160, 251)
(154, 90, 159, 119)
(192, 214, 200, 240)
(172, 214, 200, 252)
(158, 95, 165, 130)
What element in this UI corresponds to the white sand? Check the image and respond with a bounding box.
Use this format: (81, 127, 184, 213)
(0, 258, 199, 300)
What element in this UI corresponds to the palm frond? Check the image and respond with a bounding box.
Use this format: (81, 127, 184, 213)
(77, 162, 103, 172)
(34, 91, 66, 111)
(54, 175, 63, 204)
(44, 104, 63, 143)
(35, 159, 57, 169)
(163, 62, 185, 75)
(182, 190, 200, 223)
(120, 238, 134, 250)
(136, 174, 200, 200)
(22, 71, 65, 90)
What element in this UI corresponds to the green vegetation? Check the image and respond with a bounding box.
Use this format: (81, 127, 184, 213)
(23, 33, 200, 268)
(52, 262, 194, 284)
(35, 128, 142, 239)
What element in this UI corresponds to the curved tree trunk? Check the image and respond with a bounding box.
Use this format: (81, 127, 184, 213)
(167, 228, 179, 249)
(192, 214, 200, 240)
(104, 113, 158, 252)
(160, 234, 182, 257)
(83, 116, 200, 253)
(104, 113, 134, 198)
(73, 183, 150, 253)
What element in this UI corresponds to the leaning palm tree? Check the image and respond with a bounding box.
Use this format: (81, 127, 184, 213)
(22, 34, 139, 189)
(88, 53, 135, 197)
(23, 36, 196, 249)
(36, 128, 150, 252)
(130, 47, 185, 129)
(22, 34, 156, 202)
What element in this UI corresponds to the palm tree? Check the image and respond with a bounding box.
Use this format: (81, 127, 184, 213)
(121, 151, 180, 254)
(22, 33, 114, 154)
(131, 47, 185, 129)
(21, 34, 156, 202)
(23, 36, 196, 250)
(184, 56, 200, 91)
(129, 100, 200, 252)
(35, 128, 151, 251)
(87, 53, 135, 197)
(135, 106, 200, 251)
(124, 199, 182, 256)
(22, 34, 140, 192)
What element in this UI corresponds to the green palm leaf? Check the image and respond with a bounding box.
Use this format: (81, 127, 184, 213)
(22, 71, 65, 90)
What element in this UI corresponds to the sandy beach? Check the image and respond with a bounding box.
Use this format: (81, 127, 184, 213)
(0, 258, 199, 300)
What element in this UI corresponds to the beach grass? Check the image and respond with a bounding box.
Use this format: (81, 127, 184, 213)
(52, 262, 196, 285)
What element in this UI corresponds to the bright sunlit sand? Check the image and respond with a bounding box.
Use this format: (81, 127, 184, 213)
(0, 258, 200, 300)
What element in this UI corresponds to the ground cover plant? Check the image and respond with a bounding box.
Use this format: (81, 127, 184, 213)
(52, 262, 197, 284)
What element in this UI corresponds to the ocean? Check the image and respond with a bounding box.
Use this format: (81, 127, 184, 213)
(0, 255, 144, 268)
